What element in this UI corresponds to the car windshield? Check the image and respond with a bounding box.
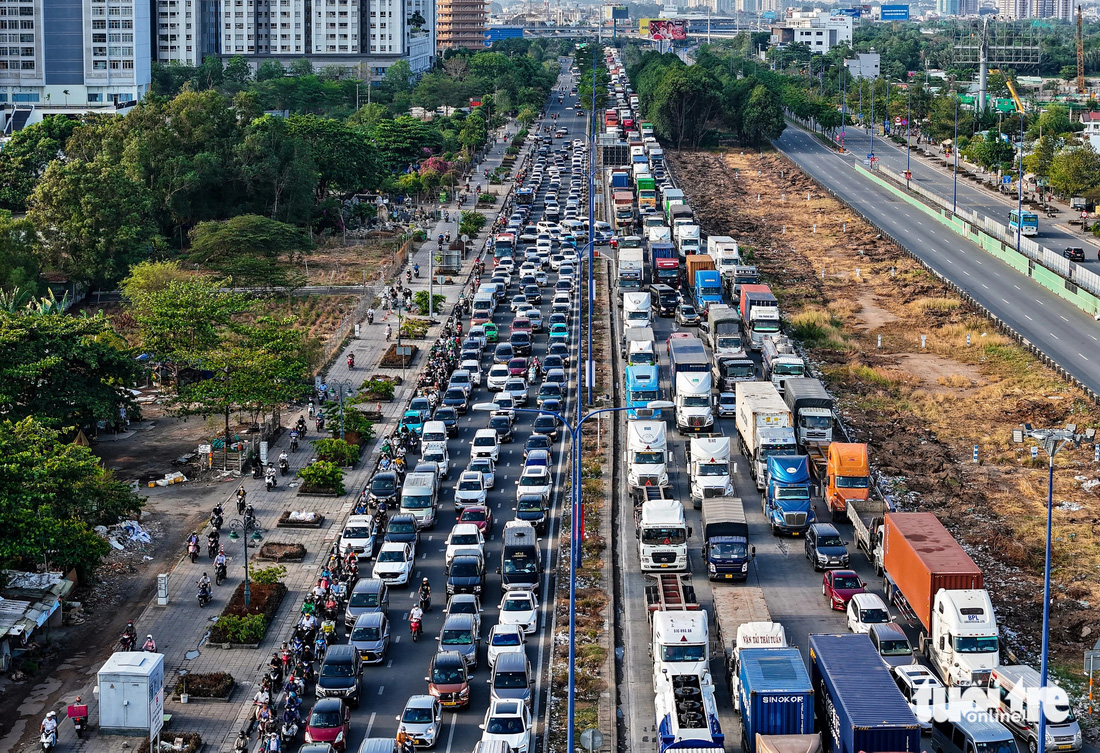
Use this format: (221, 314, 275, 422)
(490, 418, 511, 430)
(461, 509, 487, 522)
(458, 479, 483, 491)
(833, 576, 862, 590)
(503, 558, 538, 574)
(321, 661, 356, 677)
(633, 451, 664, 465)
(953, 636, 999, 654)
(452, 534, 480, 545)
(344, 526, 372, 539)
(819, 535, 845, 547)
(378, 549, 407, 563)
(503, 597, 532, 611)
(403, 495, 432, 509)
(837, 475, 870, 489)
(774, 363, 805, 376)
(445, 390, 465, 401)
(495, 672, 528, 689)
(520, 476, 546, 487)
(975, 743, 1017, 753)
(879, 639, 912, 656)
(451, 561, 481, 577)
(433, 665, 465, 684)
(371, 477, 395, 493)
(441, 629, 473, 645)
(682, 395, 710, 407)
(470, 462, 492, 474)
(641, 527, 686, 545)
(517, 498, 543, 512)
(709, 542, 747, 558)
(487, 716, 525, 735)
(660, 644, 706, 662)
(402, 707, 434, 724)
(351, 626, 381, 641)
(390, 520, 415, 533)
(310, 709, 342, 727)
(424, 451, 444, 462)
(475, 437, 496, 447)
(859, 608, 889, 624)
(493, 632, 522, 646)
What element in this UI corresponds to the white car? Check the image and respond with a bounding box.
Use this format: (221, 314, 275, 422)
(846, 592, 891, 634)
(468, 458, 496, 489)
(448, 370, 475, 396)
(479, 700, 534, 753)
(445, 524, 486, 568)
(487, 364, 511, 391)
(892, 664, 942, 732)
(487, 624, 527, 670)
(503, 378, 528, 406)
(493, 393, 517, 421)
(498, 590, 539, 635)
(515, 466, 551, 505)
(372, 541, 415, 586)
(460, 360, 482, 386)
(561, 250, 579, 266)
(471, 429, 501, 462)
(421, 442, 450, 481)
(454, 471, 488, 510)
(397, 694, 443, 748)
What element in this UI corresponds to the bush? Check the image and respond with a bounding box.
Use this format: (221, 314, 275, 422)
(314, 438, 361, 466)
(359, 378, 396, 400)
(298, 460, 346, 494)
(250, 564, 288, 585)
(210, 614, 266, 644)
(459, 210, 487, 236)
(137, 733, 202, 753)
(477, 193, 495, 204)
(320, 406, 375, 442)
(400, 318, 430, 337)
(505, 146, 519, 156)
(414, 290, 446, 314)
(175, 672, 234, 698)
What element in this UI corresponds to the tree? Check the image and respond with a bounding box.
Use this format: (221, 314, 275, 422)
(442, 56, 470, 80)
(286, 115, 378, 198)
(348, 102, 391, 131)
(459, 113, 488, 156)
(1048, 145, 1100, 197)
(288, 58, 314, 77)
(224, 55, 252, 85)
(1028, 105, 1075, 140)
(1024, 134, 1056, 179)
(188, 214, 312, 272)
(649, 66, 722, 150)
(741, 84, 786, 147)
(236, 114, 317, 224)
(0, 215, 43, 296)
(381, 61, 415, 101)
(965, 134, 1016, 171)
(257, 60, 287, 82)
(193, 54, 225, 90)
(0, 115, 81, 211)
(408, 10, 426, 30)
(120, 260, 194, 316)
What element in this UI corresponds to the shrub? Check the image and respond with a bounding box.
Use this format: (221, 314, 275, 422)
(401, 318, 430, 337)
(174, 672, 234, 698)
(329, 409, 375, 442)
(359, 378, 396, 400)
(505, 146, 519, 156)
(413, 290, 446, 314)
(298, 460, 346, 494)
(210, 614, 266, 644)
(314, 437, 361, 466)
(250, 565, 288, 585)
(137, 733, 202, 753)
(477, 193, 495, 204)
(459, 210, 487, 236)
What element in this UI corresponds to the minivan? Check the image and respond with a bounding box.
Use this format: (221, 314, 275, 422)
(990, 665, 1083, 752)
(426, 650, 471, 709)
(400, 472, 438, 528)
(489, 649, 534, 709)
(931, 709, 1018, 753)
(341, 514, 383, 561)
(315, 644, 363, 707)
(344, 577, 389, 628)
(867, 622, 914, 669)
(421, 421, 448, 446)
(499, 521, 541, 592)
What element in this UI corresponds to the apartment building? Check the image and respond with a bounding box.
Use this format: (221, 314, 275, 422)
(770, 11, 853, 53)
(436, 0, 485, 51)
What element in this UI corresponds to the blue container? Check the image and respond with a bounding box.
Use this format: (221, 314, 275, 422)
(738, 648, 814, 753)
(808, 635, 920, 753)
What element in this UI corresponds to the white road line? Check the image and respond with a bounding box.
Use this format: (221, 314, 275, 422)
(378, 685, 386, 695)
(1050, 333, 1059, 340)
(1060, 316, 1069, 322)
(1001, 298, 1010, 305)
(387, 660, 393, 668)
(981, 284, 988, 289)
(444, 714, 458, 753)
(1079, 353, 1090, 361)
(1025, 315, 1033, 321)
(1014, 285, 1021, 290)
(366, 712, 377, 737)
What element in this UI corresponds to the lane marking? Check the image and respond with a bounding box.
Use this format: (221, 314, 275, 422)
(366, 712, 377, 737)
(1050, 333, 1060, 340)
(1079, 353, 1090, 361)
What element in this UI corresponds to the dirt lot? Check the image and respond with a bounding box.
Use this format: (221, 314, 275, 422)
(671, 149, 1100, 698)
(302, 234, 408, 286)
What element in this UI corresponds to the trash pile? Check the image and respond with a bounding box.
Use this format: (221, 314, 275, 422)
(287, 511, 320, 523)
(95, 520, 153, 551)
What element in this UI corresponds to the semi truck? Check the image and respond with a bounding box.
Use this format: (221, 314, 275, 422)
(761, 336, 805, 393)
(627, 419, 669, 490)
(880, 512, 999, 687)
(654, 669, 724, 753)
(763, 456, 814, 536)
(700, 496, 752, 580)
(646, 219, 673, 245)
(613, 190, 635, 230)
(689, 437, 733, 506)
(644, 572, 700, 615)
(738, 648, 814, 753)
(810, 442, 871, 522)
(650, 242, 679, 288)
(714, 355, 756, 393)
(622, 326, 657, 365)
(639, 497, 690, 572)
(725, 265, 760, 300)
(610, 169, 630, 189)
(617, 247, 645, 291)
(676, 224, 701, 256)
(782, 378, 834, 448)
(712, 587, 786, 704)
(694, 270, 723, 311)
(684, 255, 716, 290)
(702, 304, 744, 356)
(662, 189, 685, 220)
(706, 235, 741, 277)
(808, 634, 921, 753)
(735, 382, 797, 490)
(674, 371, 714, 435)
(652, 607, 709, 683)
(623, 291, 653, 329)
(739, 284, 780, 351)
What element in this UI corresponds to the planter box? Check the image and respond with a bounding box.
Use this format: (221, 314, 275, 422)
(255, 542, 307, 562)
(380, 344, 418, 368)
(277, 511, 327, 526)
(171, 692, 233, 703)
(208, 643, 260, 650)
(295, 488, 340, 498)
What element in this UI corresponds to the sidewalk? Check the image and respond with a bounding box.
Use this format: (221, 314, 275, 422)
(26, 120, 532, 753)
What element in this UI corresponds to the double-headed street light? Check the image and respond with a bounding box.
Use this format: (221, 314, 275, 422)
(227, 516, 263, 606)
(1012, 423, 1095, 753)
(473, 398, 674, 753)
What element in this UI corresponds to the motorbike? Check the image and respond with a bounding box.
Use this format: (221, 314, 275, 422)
(71, 705, 88, 739)
(208, 538, 219, 559)
(119, 631, 136, 651)
(279, 457, 290, 476)
(347, 354, 355, 369)
(236, 488, 247, 514)
(252, 462, 263, 479)
(265, 472, 277, 491)
(188, 540, 199, 563)
(198, 584, 212, 608)
(244, 505, 256, 531)
(367, 309, 375, 325)
(419, 592, 431, 613)
(289, 433, 299, 452)
(280, 720, 299, 745)
(41, 731, 56, 753)
(413, 265, 420, 278)
(234, 731, 250, 753)
(210, 511, 223, 531)
(215, 561, 227, 585)
(406, 269, 412, 284)
(410, 616, 422, 642)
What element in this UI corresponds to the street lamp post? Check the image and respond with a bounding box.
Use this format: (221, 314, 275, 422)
(228, 516, 262, 606)
(1012, 423, 1095, 753)
(953, 96, 960, 214)
(331, 380, 356, 441)
(1017, 111, 1025, 254)
(588, 47, 597, 407)
(906, 83, 912, 187)
(870, 78, 876, 161)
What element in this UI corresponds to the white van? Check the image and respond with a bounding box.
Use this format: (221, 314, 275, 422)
(990, 665, 1083, 752)
(421, 421, 448, 446)
(400, 472, 438, 529)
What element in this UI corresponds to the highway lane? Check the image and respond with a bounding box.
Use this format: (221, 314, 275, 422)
(828, 124, 1096, 262)
(775, 125, 1100, 397)
(337, 66, 587, 753)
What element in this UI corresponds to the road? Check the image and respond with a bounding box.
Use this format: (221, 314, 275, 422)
(338, 64, 586, 753)
(772, 125, 1100, 397)
(828, 124, 1096, 262)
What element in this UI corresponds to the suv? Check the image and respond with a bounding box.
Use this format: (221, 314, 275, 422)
(426, 650, 471, 709)
(489, 650, 534, 709)
(804, 523, 851, 571)
(344, 577, 389, 628)
(1063, 246, 1085, 261)
(316, 644, 363, 707)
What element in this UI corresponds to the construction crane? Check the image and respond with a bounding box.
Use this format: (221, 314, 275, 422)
(991, 68, 1025, 113)
(1077, 5, 1086, 95)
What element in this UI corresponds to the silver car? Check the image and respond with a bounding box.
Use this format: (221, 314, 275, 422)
(489, 650, 534, 709)
(396, 695, 443, 748)
(438, 612, 481, 669)
(349, 612, 390, 665)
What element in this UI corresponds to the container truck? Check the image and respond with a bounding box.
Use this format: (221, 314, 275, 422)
(694, 270, 723, 311)
(613, 190, 635, 230)
(668, 335, 709, 384)
(755, 735, 822, 753)
(706, 236, 741, 277)
(669, 205, 693, 228)
(738, 648, 814, 753)
(639, 496, 689, 572)
(644, 572, 700, 615)
(622, 326, 657, 365)
(650, 242, 680, 288)
(879, 512, 998, 687)
(820, 443, 871, 522)
(638, 183, 658, 211)
(714, 355, 756, 392)
(734, 382, 795, 489)
(674, 371, 714, 434)
(623, 291, 653, 329)
(763, 456, 815, 537)
(808, 634, 921, 753)
(610, 170, 631, 189)
(650, 146, 665, 163)
(676, 224, 701, 256)
(782, 378, 834, 448)
(847, 497, 889, 566)
(700, 496, 752, 579)
(712, 587, 786, 702)
(761, 336, 805, 393)
(646, 218, 673, 245)
(703, 305, 744, 356)
(662, 189, 685, 218)
(689, 437, 733, 507)
(617, 247, 645, 291)
(739, 285, 781, 351)
(726, 265, 760, 300)
(654, 670, 724, 753)
(652, 607, 709, 682)
(685, 255, 716, 290)
(627, 419, 669, 490)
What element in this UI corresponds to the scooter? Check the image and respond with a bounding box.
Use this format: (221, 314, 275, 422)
(236, 488, 247, 514)
(41, 731, 56, 753)
(280, 720, 299, 746)
(347, 354, 355, 369)
(289, 432, 299, 452)
(215, 562, 227, 585)
(198, 584, 212, 608)
(279, 457, 290, 476)
(188, 540, 199, 563)
(419, 592, 431, 613)
(71, 701, 88, 739)
(410, 616, 422, 642)
(266, 472, 277, 491)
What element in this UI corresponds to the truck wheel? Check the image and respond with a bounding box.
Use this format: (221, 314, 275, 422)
(918, 633, 927, 655)
(831, 509, 843, 523)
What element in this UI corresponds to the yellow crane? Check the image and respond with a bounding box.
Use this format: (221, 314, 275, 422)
(990, 68, 1025, 113)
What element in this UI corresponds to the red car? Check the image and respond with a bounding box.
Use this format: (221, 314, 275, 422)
(822, 570, 867, 612)
(458, 505, 493, 534)
(304, 698, 350, 751)
(507, 357, 530, 376)
(511, 318, 533, 336)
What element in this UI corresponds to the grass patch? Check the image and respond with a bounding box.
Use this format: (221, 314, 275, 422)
(789, 308, 849, 349)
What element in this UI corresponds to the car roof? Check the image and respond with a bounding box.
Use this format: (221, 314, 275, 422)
(351, 577, 385, 593)
(493, 651, 529, 671)
(353, 611, 386, 628)
(488, 700, 523, 715)
(443, 612, 476, 628)
(378, 541, 407, 552)
(405, 694, 435, 708)
(810, 522, 840, 536)
(521, 465, 549, 476)
(451, 523, 481, 536)
(434, 649, 467, 667)
(475, 428, 499, 437)
(323, 643, 357, 661)
(869, 622, 908, 640)
(851, 592, 886, 607)
(312, 697, 345, 712)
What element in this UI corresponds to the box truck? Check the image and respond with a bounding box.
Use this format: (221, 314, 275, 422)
(700, 496, 752, 579)
(735, 382, 797, 490)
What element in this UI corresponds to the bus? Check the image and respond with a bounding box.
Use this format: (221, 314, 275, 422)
(493, 232, 516, 265)
(1009, 210, 1038, 237)
(625, 364, 662, 419)
(515, 187, 534, 206)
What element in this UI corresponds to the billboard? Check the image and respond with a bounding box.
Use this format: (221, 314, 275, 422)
(880, 4, 910, 19)
(611, 4, 629, 19)
(639, 18, 650, 34)
(648, 19, 687, 40)
(834, 7, 861, 17)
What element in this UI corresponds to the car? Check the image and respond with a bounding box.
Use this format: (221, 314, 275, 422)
(489, 649, 534, 709)
(479, 700, 534, 753)
(547, 311, 569, 329)
(454, 471, 488, 511)
(511, 318, 533, 336)
(805, 523, 851, 571)
(534, 271, 549, 287)
(466, 327, 488, 349)
(1064, 246, 1085, 261)
(442, 387, 469, 414)
(516, 466, 552, 505)
(433, 406, 459, 436)
(523, 449, 551, 471)
(525, 432, 554, 457)
(510, 294, 529, 313)
(459, 360, 483, 387)
(547, 341, 570, 364)
(487, 364, 511, 392)
(340, 514, 384, 560)
(396, 695, 443, 748)
(503, 378, 529, 406)
(507, 357, 530, 377)
(426, 650, 471, 709)
(676, 303, 701, 326)
(548, 323, 570, 344)
(551, 301, 571, 319)
(316, 644, 363, 707)
(467, 458, 496, 488)
(716, 392, 737, 418)
(549, 254, 564, 271)
(493, 343, 515, 364)
(384, 514, 420, 546)
(421, 442, 450, 480)
(494, 392, 517, 420)
(822, 569, 867, 611)
(372, 542, 415, 586)
(448, 370, 475, 395)
(509, 331, 533, 356)
(400, 410, 425, 437)
(488, 413, 515, 443)
(523, 285, 542, 304)
(304, 698, 351, 751)
(542, 355, 565, 373)
(458, 504, 493, 534)
(349, 611, 390, 664)
(408, 397, 432, 422)
(536, 382, 563, 408)
(344, 577, 389, 628)
(447, 552, 486, 596)
(471, 429, 501, 462)
(486, 623, 527, 670)
(445, 524, 485, 568)
(447, 593, 482, 616)
(892, 664, 942, 732)
(846, 592, 891, 634)
(544, 368, 567, 387)
(514, 493, 548, 534)
(868, 622, 915, 669)
(438, 612, 480, 669)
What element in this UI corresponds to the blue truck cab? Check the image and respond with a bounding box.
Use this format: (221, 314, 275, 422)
(693, 270, 724, 311)
(763, 455, 815, 536)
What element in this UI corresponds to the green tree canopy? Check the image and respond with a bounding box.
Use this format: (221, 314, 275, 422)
(0, 116, 82, 212)
(1048, 145, 1100, 197)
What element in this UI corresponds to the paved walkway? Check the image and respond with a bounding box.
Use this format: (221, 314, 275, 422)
(28, 120, 532, 753)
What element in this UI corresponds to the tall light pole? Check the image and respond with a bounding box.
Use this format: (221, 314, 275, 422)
(587, 46, 597, 407)
(870, 76, 876, 161)
(906, 82, 912, 187)
(953, 95, 960, 214)
(472, 399, 674, 753)
(1012, 424, 1095, 753)
(228, 516, 262, 606)
(1017, 110, 1025, 254)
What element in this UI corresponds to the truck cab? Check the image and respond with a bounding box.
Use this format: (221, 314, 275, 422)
(761, 335, 805, 394)
(747, 307, 781, 351)
(693, 270, 723, 312)
(689, 436, 733, 506)
(674, 371, 714, 434)
(627, 419, 669, 489)
(928, 589, 999, 687)
(763, 455, 815, 536)
(701, 496, 753, 581)
(825, 443, 870, 520)
(639, 497, 689, 571)
(651, 610, 709, 685)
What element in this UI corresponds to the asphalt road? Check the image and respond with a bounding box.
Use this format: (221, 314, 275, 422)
(772, 125, 1100, 397)
(336, 66, 587, 753)
(829, 125, 1097, 261)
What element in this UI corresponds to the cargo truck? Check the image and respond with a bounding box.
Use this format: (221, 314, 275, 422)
(650, 242, 680, 288)
(685, 255, 716, 289)
(808, 634, 921, 753)
(613, 190, 635, 230)
(689, 437, 733, 506)
(706, 235, 741, 277)
(639, 497, 690, 573)
(652, 598, 708, 682)
(879, 512, 999, 687)
(739, 285, 781, 351)
(782, 378, 834, 448)
(622, 326, 657, 365)
(694, 270, 723, 311)
(808, 443, 871, 522)
(623, 290, 653, 329)
(627, 419, 669, 489)
(763, 456, 815, 536)
(662, 189, 685, 218)
(735, 382, 796, 490)
(847, 497, 889, 566)
(646, 218, 673, 245)
(610, 170, 631, 189)
(738, 648, 814, 753)
(701, 305, 744, 355)
(713, 587, 786, 703)
(755, 735, 822, 753)
(654, 670, 724, 753)
(700, 496, 752, 579)
(676, 224, 701, 256)
(714, 355, 757, 392)
(674, 371, 714, 434)
(638, 183, 658, 211)
(761, 336, 805, 393)
(617, 247, 645, 291)
(725, 265, 760, 300)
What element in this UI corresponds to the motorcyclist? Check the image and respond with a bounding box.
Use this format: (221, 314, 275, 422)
(208, 530, 220, 555)
(142, 634, 157, 652)
(236, 486, 247, 513)
(367, 307, 375, 324)
(413, 263, 420, 277)
(215, 547, 227, 570)
(418, 578, 432, 610)
(41, 711, 58, 736)
(409, 603, 424, 634)
(198, 573, 211, 590)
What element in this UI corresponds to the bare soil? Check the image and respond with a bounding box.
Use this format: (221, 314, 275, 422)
(303, 234, 407, 286)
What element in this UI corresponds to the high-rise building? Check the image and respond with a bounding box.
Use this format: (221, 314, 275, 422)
(436, 0, 486, 51)
(997, 0, 1031, 18)
(938, 0, 978, 14)
(156, 0, 217, 65)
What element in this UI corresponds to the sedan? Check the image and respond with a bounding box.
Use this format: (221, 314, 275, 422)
(458, 505, 493, 534)
(488, 413, 515, 443)
(396, 695, 443, 748)
(510, 294, 529, 313)
(542, 355, 565, 373)
(498, 591, 540, 636)
(487, 624, 527, 670)
(454, 471, 488, 511)
(445, 524, 485, 568)
(548, 323, 570, 345)
(493, 343, 515, 364)
(547, 342, 570, 364)
(433, 406, 459, 436)
(304, 698, 351, 751)
(442, 388, 469, 414)
(373, 542, 415, 587)
(536, 382, 563, 408)
(467, 458, 496, 489)
(822, 570, 867, 611)
(523, 285, 542, 304)
(487, 364, 511, 391)
(511, 318, 533, 336)
(846, 592, 891, 634)
(483, 322, 500, 343)
(524, 433, 554, 457)
(507, 357, 530, 377)
(439, 612, 481, 669)
(447, 370, 475, 395)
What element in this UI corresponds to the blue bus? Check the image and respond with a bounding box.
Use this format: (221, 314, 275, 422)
(1009, 209, 1038, 237)
(515, 187, 534, 206)
(625, 364, 662, 419)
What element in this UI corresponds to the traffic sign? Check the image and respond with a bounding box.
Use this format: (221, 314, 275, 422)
(867, 153, 874, 160)
(579, 729, 604, 752)
(1002, 176, 1011, 185)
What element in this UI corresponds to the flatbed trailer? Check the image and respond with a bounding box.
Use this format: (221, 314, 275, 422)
(645, 572, 701, 619)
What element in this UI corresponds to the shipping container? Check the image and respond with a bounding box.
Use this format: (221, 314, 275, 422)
(738, 648, 814, 753)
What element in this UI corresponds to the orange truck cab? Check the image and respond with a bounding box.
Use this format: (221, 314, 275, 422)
(825, 443, 870, 518)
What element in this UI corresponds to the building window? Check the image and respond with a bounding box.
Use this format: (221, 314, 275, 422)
(122, 59, 133, 68)
(94, 33, 107, 42)
(89, 93, 103, 102)
(19, 59, 32, 69)
(93, 60, 107, 69)
(93, 19, 107, 29)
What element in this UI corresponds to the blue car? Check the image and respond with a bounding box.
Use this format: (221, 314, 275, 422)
(548, 323, 570, 344)
(401, 410, 425, 436)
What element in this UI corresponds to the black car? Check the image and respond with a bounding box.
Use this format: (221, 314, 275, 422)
(523, 285, 543, 304)
(510, 331, 532, 357)
(547, 341, 570, 365)
(514, 493, 549, 534)
(805, 523, 851, 571)
(384, 514, 420, 546)
(446, 554, 486, 595)
(524, 433, 554, 457)
(442, 387, 469, 414)
(1064, 246, 1085, 262)
(530, 417, 559, 443)
(542, 355, 565, 372)
(488, 414, 515, 443)
(433, 407, 459, 437)
(368, 471, 400, 508)
(315, 644, 363, 707)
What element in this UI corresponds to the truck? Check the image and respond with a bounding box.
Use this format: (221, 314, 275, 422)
(734, 382, 796, 489)
(821, 443, 871, 523)
(610, 169, 631, 189)
(645, 217, 672, 244)
(847, 497, 889, 565)
(714, 355, 756, 392)
(644, 572, 700, 615)
(755, 736, 822, 753)
(684, 255, 715, 290)
(725, 265, 760, 300)
(639, 496, 689, 572)
(739, 284, 781, 351)
(690, 437, 733, 507)
(782, 378, 834, 448)
(706, 235, 741, 277)
(613, 190, 635, 230)
(668, 335, 709, 384)
(694, 270, 723, 311)
(676, 224, 701, 256)
(637, 180, 657, 210)
(617, 247, 645, 291)
(674, 371, 714, 434)
(669, 204, 693, 228)
(738, 648, 814, 753)
(623, 291, 652, 329)
(712, 587, 786, 703)
(879, 512, 998, 687)
(627, 419, 669, 490)
(763, 456, 814, 536)
(701, 496, 752, 580)
(652, 608, 709, 682)
(654, 670, 724, 753)
(626, 364, 662, 419)
(662, 189, 685, 219)
(808, 634, 921, 753)
(702, 304, 744, 356)
(622, 326, 657, 365)
(650, 242, 680, 288)
(761, 336, 805, 393)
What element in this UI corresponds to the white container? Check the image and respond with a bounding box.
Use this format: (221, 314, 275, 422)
(97, 652, 165, 735)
